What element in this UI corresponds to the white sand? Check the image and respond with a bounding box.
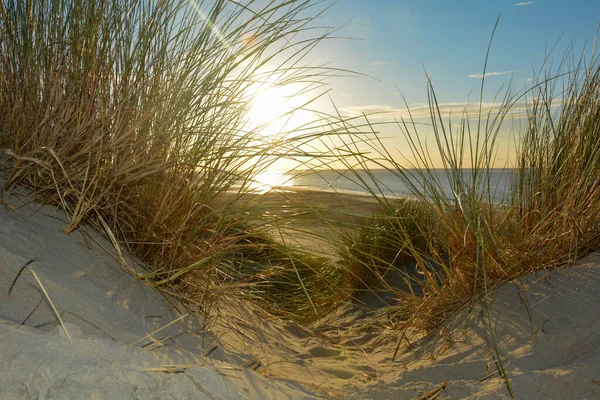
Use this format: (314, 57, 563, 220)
(0, 183, 322, 399)
(1, 179, 599, 399)
(343, 253, 600, 399)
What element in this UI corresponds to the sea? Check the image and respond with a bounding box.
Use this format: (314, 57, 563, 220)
(251, 169, 516, 200)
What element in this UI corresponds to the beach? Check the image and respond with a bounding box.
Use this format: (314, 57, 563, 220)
(2, 181, 600, 399)
(2, 0, 600, 398)
(224, 186, 383, 256)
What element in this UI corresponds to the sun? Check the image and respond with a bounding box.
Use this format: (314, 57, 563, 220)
(245, 81, 312, 136)
(249, 87, 289, 128)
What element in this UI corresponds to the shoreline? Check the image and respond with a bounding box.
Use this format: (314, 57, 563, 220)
(228, 184, 386, 199)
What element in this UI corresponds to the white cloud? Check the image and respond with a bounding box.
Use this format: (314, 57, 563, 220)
(468, 70, 515, 79)
(339, 101, 532, 121)
(513, 1, 535, 5)
(368, 61, 389, 66)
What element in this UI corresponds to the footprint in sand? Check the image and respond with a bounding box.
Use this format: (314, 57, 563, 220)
(308, 346, 341, 357)
(321, 368, 356, 380)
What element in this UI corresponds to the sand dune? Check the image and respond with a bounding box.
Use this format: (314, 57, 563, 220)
(0, 184, 322, 399)
(344, 253, 600, 399)
(1, 182, 599, 399)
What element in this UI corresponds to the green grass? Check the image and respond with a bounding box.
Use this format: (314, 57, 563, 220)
(336, 197, 442, 294)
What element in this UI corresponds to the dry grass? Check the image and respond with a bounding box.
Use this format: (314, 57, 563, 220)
(0, 0, 348, 322)
(328, 34, 600, 343)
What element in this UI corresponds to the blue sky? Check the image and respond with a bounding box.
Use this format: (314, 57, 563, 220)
(235, 1, 600, 169)
(318, 1, 600, 109)
(277, 0, 597, 167)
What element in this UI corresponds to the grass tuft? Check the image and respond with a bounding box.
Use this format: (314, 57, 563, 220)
(328, 32, 600, 340)
(0, 0, 342, 321)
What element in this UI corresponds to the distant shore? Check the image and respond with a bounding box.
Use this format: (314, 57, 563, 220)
(233, 168, 515, 199)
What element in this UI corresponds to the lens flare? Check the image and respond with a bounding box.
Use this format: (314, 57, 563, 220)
(240, 32, 256, 49)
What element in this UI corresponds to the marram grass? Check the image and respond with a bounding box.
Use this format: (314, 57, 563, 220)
(0, 0, 347, 321)
(328, 33, 600, 339)
(1, 0, 600, 368)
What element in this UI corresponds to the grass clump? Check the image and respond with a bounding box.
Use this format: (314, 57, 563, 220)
(206, 225, 345, 322)
(329, 34, 600, 334)
(0, 0, 341, 318)
(337, 197, 442, 294)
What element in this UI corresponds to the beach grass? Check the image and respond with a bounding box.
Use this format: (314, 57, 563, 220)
(2, 0, 600, 373)
(333, 197, 442, 307)
(0, 0, 350, 321)
(325, 28, 600, 341)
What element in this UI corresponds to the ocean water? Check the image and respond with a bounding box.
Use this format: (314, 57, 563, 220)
(281, 169, 516, 200)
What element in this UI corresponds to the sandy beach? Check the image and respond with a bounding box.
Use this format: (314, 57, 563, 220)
(230, 187, 383, 256)
(1, 181, 599, 399)
(3, 0, 600, 397)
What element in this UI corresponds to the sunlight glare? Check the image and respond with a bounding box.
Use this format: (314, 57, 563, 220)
(246, 81, 312, 137)
(249, 87, 289, 127)
(249, 171, 293, 194)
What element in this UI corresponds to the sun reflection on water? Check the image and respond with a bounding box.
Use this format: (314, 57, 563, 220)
(249, 171, 294, 194)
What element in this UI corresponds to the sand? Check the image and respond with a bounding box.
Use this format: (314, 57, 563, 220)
(209, 252, 600, 399)
(0, 183, 322, 399)
(346, 253, 600, 399)
(1, 180, 599, 399)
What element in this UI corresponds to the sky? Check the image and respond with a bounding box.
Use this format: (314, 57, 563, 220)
(317, 0, 600, 111)
(237, 0, 600, 170)
(272, 0, 599, 169)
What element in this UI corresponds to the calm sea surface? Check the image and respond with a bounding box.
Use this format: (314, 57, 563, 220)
(283, 169, 515, 200)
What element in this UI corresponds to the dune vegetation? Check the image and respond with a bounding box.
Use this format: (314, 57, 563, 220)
(0, 0, 350, 321)
(2, 0, 600, 372)
(331, 33, 600, 342)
